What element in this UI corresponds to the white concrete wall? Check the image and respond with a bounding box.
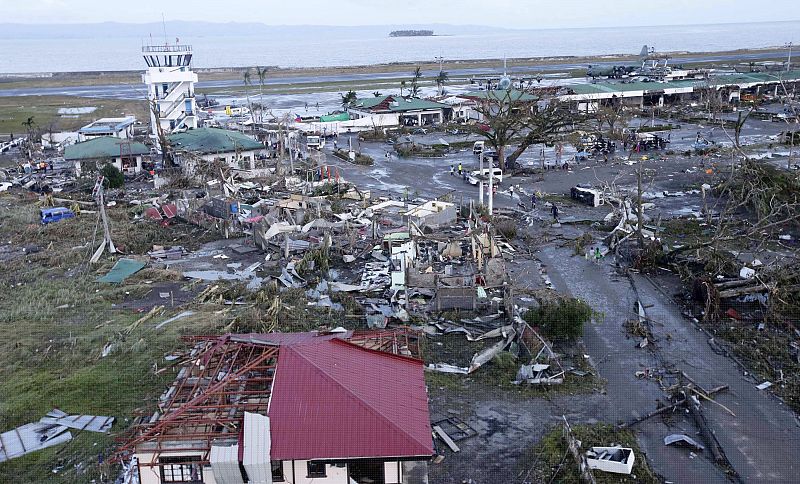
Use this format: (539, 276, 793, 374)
(280, 460, 348, 484)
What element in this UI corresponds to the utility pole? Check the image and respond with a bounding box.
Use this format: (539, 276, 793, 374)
(488, 163, 494, 215)
(787, 42, 794, 72)
(478, 151, 484, 206)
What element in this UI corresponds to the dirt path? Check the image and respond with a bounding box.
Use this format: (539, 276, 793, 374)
(538, 244, 800, 482)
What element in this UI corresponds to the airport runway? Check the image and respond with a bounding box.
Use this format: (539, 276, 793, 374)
(0, 50, 788, 99)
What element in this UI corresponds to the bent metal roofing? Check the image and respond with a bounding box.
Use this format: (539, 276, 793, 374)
(268, 338, 433, 460)
(355, 95, 448, 113)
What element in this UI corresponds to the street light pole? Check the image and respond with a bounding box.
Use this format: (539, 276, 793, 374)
(788, 42, 793, 72)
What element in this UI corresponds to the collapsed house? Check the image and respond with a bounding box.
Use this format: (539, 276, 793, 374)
(78, 116, 138, 142)
(118, 330, 432, 484)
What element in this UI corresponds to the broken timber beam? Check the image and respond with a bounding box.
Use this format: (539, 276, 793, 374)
(433, 426, 460, 453)
(718, 284, 769, 299)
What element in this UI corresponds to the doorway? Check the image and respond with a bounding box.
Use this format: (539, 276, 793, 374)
(348, 460, 385, 484)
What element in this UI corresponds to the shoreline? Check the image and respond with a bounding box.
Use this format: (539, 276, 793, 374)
(0, 46, 790, 89)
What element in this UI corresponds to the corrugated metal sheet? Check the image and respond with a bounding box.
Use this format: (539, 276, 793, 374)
(39, 409, 114, 433)
(210, 443, 245, 484)
(243, 413, 272, 484)
(268, 339, 433, 460)
(0, 422, 72, 463)
(96, 258, 146, 283)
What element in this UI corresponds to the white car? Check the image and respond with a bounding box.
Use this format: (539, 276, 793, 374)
(467, 167, 503, 185)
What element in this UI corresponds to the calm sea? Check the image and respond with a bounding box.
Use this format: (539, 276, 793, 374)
(1, 21, 798, 73)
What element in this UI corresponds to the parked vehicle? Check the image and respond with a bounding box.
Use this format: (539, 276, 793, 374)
(306, 135, 325, 150)
(40, 207, 75, 225)
(473, 141, 485, 154)
(467, 167, 503, 185)
(411, 128, 428, 135)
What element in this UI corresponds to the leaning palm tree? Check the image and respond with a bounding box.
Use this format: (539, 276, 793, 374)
(340, 90, 357, 111)
(435, 70, 449, 96)
(256, 66, 268, 123)
(242, 68, 254, 124)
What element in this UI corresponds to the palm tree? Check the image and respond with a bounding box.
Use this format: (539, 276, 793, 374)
(340, 90, 357, 111)
(243, 68, 254, 124)
(400, 80, 407, 97)
(373, 91, 382, 97)
(256, 66, 268, 123)
(410, 66, 423, 98)
(435, 70, 449, 96)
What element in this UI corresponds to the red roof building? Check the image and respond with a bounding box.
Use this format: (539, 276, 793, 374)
(122, 330, 432, 484)
(268, 338, 433, 460)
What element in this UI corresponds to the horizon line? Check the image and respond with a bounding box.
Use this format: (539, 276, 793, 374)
(1, 18, 800, 32)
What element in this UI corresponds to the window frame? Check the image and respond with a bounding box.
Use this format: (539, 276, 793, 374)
(158, 455, 203, 483)
(271, 460, 285, 482)
(307, 460, 327, 478)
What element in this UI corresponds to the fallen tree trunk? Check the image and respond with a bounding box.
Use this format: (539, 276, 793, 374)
(718, 284, 769, 299)
(619, 385, 728, 429)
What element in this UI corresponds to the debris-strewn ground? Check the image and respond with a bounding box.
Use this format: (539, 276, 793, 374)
(518, 423, 660, 484)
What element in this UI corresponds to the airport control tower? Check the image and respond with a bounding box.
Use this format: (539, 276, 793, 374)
(142, 43, 198, 137)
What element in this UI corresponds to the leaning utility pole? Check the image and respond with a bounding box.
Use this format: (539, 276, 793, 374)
(90, 176, 116, 263)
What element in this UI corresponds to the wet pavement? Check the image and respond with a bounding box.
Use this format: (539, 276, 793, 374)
(537, 245, 800, 482)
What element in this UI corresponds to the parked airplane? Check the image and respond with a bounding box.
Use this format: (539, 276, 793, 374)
(586, 45, 649, 78)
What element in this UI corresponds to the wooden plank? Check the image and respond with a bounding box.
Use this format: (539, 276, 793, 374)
(433, 425, 460, 453)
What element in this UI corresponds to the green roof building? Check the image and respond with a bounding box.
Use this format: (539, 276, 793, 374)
(169, 127, 263, 155)
(64, 136, 151, 175)
(349, 95, 449, 127)
(168, 127, 264, 174)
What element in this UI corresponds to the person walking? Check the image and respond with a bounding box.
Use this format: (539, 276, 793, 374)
(594, 247, 602, 265)
(450, 164, 455, 176)
(457, 162, 463, 176)
(530, 192, 537, 210)
(551, 203, 559, 223)
(509, 184, 514, 198)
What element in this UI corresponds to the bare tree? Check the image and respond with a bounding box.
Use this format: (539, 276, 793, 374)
(470, 90, 527, 171)
(507, 100, 581, 166)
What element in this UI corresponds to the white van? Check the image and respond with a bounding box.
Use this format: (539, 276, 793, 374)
(473, 141, 485, 154)
(468, 167, 503, 185)
(307, 135, 325, 150)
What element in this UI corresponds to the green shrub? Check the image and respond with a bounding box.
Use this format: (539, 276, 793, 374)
(101, 163, 124, 188)
(523, 298, 593, 340)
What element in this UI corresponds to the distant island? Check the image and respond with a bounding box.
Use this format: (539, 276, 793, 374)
(390, 30, 434, 37)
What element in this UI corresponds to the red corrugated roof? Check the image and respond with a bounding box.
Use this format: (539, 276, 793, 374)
(268, 338, 433, 460)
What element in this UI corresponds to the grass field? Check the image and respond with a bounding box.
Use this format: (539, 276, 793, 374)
(0, 192, 223, 483)
(0, 96, 149, 136)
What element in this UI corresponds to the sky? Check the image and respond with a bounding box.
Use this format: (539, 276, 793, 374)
(1, 0, 799, 28)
